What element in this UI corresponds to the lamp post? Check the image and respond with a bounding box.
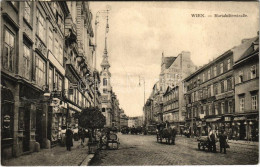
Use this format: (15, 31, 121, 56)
(94, 6, 111, 108)
(139, 76, 146, 125)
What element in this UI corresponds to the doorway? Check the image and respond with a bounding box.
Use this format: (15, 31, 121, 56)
(23, 108, 30, 152)
(35, 109, 43, 148)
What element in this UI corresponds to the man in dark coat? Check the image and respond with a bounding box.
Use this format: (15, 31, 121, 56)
(219, 129, 227, 154)
(66, 127, 73, 151)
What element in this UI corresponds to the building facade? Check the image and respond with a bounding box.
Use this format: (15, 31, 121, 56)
(1, 1, 97, 159)
(184, 50, 234, 137)
(183, 34, 258, 139)
(233, 36, 259, 141)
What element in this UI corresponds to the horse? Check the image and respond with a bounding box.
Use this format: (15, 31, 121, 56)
(157, 124, 177, 145)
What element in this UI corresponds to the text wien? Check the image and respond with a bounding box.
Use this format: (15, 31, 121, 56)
(191, 14, 205, 17)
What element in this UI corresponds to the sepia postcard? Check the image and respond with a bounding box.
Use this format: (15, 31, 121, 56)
(1, 0, 259, 166)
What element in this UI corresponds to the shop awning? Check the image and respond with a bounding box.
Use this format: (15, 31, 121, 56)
(206, 118, 221, 122)
(234, 116, 246, 121)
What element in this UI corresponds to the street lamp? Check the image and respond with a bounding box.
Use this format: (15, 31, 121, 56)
(139, 76, 146, 125)
(94, 5, 111, 108)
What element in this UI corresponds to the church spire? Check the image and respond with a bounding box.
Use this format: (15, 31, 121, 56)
(101, 12, 110, 69)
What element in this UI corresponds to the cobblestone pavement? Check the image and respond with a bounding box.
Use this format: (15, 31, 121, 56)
(90, 134, 259, 166)
(2, 140, 89, 166)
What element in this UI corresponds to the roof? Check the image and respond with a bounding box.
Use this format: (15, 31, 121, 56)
(163, 57, 176, 69)
(232, 36, 259, 63)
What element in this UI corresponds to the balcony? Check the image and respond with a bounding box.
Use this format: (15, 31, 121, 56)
(65, 14, 77, 48)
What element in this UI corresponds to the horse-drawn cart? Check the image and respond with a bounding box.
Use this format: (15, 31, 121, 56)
(156, 123, 177, 145)
(197, 136, 218, 151)
(197, 136, 210, 151)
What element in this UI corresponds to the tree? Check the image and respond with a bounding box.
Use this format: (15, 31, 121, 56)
(77, 107, 106, 142)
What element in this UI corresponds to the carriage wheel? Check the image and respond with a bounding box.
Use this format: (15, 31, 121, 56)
(198, 143, 201, 150)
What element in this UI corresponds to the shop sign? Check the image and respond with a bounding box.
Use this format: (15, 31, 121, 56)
(52, 91, 62, 98)
(3, 115, 11, 129)
(225, 117, 231, 122)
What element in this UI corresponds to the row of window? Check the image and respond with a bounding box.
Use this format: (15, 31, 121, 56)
(239, 94, 258, 112)
(187, 57, 232, 91)
(237, 65, 257, 84)
(187, 77, 233, 103)
(68, 83, 91, 108)
(164, 88, 179, 102)
(187, 100, 234, 118)
(163, 101, 179, 112)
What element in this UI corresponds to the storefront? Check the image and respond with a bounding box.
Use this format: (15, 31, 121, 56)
(1, 86, 14, 159)
(48, 99, 68, 146)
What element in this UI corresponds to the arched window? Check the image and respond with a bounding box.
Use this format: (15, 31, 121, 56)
(103, 78, 107, 86)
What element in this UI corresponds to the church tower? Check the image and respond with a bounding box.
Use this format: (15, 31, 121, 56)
(100, 15, 113, 127)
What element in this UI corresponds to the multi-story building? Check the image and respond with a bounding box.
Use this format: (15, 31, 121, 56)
(148, 51, 197, 131)
(233, 35, 259, 141)
(143, 98, 153, 126)
(184, 49, 234, 137)
(120, 113, 129, 129)
(151, 82, 163, 123)
(163, 85, 179, 126)
(159, 51, 197, 93)
(183, 35, 258, 138)
(1, 1, 96, 159)
(1, 1, 70, 158)
(64, 2, 97, 133)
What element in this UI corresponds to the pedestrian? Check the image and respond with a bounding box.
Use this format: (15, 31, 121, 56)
(208, 127, 217, 153)
(219, 129, 227, 154)
(79, 128, 86, 146)
(180, 129, 183, 136)
(66, 126, 73, 151)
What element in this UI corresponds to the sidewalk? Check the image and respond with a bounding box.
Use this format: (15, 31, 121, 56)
(177, 135, 258, 147)
(2, 140, 92, 166)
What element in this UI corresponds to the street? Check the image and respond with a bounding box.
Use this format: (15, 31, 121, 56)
(90, 133, 259, 165)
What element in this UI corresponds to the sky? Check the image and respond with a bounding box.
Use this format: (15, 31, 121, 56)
(89, 2, 259, 117)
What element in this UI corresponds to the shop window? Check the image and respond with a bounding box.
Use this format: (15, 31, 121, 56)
(35, 54, 46, 87)
(24, 1, 31, 23)
(252, 95, 258, 110)
(239, 96, 245, 112)
(49, 68, 53, 91)
(250, 65, 257, 79)
(58, 76, 62, 91)
(2, 29, 15, 72)
(23, 44, 31, 79)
